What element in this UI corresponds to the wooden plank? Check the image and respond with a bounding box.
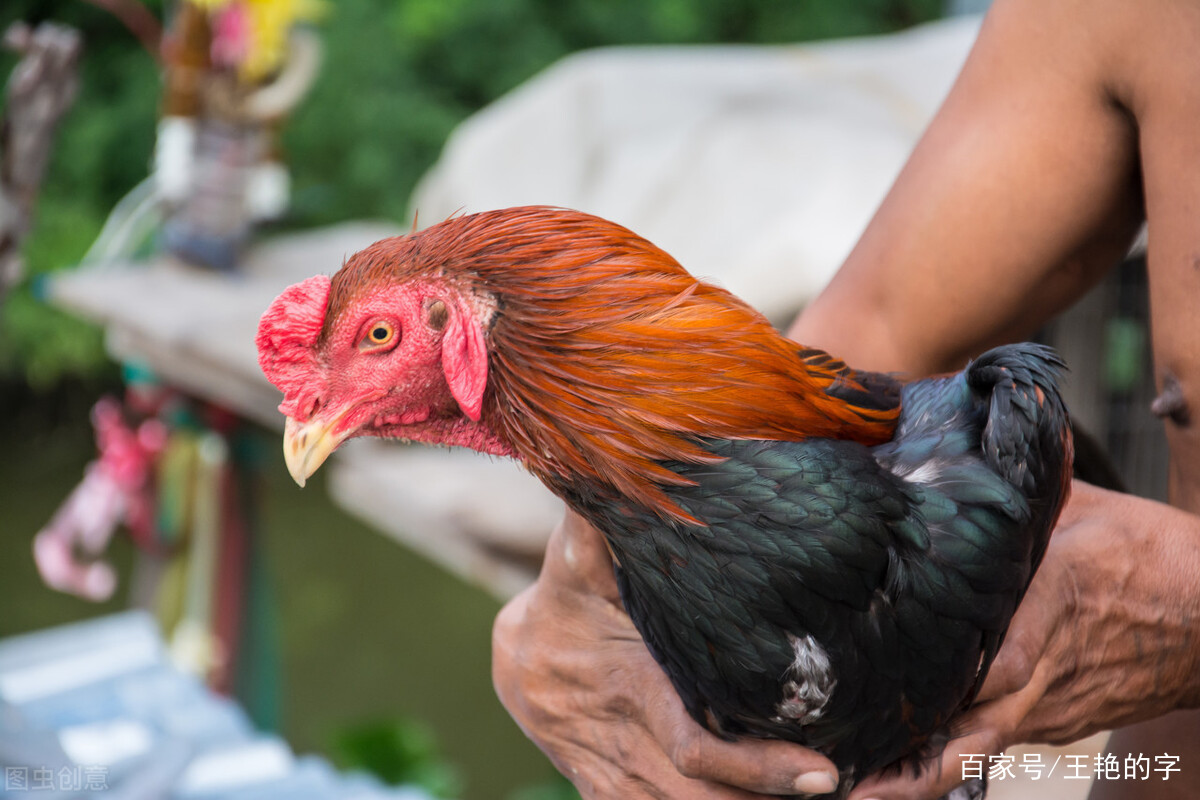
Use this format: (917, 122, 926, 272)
(328, 440, 559, 599)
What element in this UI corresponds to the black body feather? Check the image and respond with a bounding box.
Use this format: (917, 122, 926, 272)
(557, 343, 1072, 795)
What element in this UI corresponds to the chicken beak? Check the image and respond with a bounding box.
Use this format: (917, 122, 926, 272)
(283, 413, 348, 487)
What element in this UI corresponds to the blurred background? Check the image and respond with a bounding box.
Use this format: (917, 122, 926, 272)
(0, 1, 1154, 799)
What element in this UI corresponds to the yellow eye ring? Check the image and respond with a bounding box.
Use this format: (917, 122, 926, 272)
(359, 320, 398, 352)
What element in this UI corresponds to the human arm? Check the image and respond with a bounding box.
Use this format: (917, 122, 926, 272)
(492, 511, 841, 798)
(789, 0, 1143, 374)
(790, 0, 1200, 795)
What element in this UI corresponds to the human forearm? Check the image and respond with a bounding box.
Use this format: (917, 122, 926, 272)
(789, 0, 1147, 377)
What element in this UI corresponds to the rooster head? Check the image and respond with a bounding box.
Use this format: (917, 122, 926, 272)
(256, 255, 503, 487)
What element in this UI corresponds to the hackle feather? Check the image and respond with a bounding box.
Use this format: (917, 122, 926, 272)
(326, 207, 900, 522)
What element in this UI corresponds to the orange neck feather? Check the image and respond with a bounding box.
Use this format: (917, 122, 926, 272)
(468, 210, 899, 522)
(333, 207, 900, 523)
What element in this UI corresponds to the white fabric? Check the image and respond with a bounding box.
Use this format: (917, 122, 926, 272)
(411, 16, 980, 321)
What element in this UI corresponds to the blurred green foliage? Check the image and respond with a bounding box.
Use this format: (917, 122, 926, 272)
(331, 717, 464, 798)
(505, 774, 581, 800)
(0, 0, 942, 383)
(1, 0, 162, 389)
(332, 711, 583, 800)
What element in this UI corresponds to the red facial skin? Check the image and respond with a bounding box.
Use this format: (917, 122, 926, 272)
(259, 277, 510, 485)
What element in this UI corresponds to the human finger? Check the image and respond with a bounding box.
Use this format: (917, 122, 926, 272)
(637, 658, 839, 796)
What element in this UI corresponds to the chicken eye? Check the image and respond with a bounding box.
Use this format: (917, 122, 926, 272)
(359, 320, 398, 352)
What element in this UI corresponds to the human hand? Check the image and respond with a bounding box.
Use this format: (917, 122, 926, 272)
(492, 510, 841, 799)
(847, 481, 1200, 799)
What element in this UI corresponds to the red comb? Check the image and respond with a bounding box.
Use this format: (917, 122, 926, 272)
(257, 275, 331, 418)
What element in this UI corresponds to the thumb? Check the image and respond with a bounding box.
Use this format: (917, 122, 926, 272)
(641, 658, 841, 796)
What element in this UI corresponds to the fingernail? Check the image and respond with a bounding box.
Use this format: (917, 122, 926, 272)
(794, 771, 838, 794)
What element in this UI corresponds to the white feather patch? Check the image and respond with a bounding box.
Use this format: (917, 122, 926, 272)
(898, 459, 944, 484)
(774, 633, 836, 724)
(945, 778, 986, 800)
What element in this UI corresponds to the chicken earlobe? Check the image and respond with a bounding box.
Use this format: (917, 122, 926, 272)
(440, 293, 489, 422)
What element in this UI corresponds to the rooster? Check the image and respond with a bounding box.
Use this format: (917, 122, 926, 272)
(257, 206, 1071, 798)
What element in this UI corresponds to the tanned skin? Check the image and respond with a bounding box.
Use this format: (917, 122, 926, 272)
(491, 0, 1200, 797)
